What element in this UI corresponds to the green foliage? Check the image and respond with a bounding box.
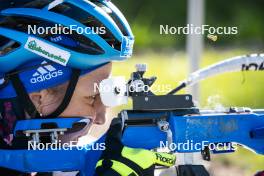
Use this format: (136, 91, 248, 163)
(113, 0, 264, 48)
(214, 147, 264, 175)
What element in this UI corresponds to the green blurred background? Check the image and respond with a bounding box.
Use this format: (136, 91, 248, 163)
(113, 0, 264, 50)
(111, 0, 264, 175)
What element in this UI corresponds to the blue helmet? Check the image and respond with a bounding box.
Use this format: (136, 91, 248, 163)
(0, 0, 134, 72)
(0, 0, 134, 118)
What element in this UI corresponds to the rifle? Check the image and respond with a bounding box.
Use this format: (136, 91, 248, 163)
(0, 54, 263, 176)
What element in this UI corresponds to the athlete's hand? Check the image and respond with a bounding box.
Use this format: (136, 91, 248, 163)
(95, 118, 176, 176)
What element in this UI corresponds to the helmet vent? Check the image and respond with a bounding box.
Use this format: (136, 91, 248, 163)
(50, 2, 121, 51)
(0, 0, 53, 10)
(0, 16, 104, 55)
(23, 0, 53, 9)
(93, 1, 129, 36)
(0, 35, 20, 56)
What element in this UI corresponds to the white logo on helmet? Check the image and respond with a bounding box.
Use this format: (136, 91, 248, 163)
(30, 61, 63, 84)
(24, 37, 71, 66)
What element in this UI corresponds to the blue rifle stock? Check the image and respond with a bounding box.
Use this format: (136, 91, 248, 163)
(0, 109, 262, 176)
(122, 110, 264, 154)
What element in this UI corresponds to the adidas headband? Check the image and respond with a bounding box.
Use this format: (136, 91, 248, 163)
(0, 60, 104, 99)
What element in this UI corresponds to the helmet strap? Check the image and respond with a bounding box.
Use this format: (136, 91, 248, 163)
(45, 69, 81, 118)
(9, 73, 41, 118)
(9, 68, 81, 119)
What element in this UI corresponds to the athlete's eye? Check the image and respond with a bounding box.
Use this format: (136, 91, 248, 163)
(85, 95, 97, 105)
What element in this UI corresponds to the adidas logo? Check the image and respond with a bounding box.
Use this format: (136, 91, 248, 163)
(30, 61, 63, 84)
